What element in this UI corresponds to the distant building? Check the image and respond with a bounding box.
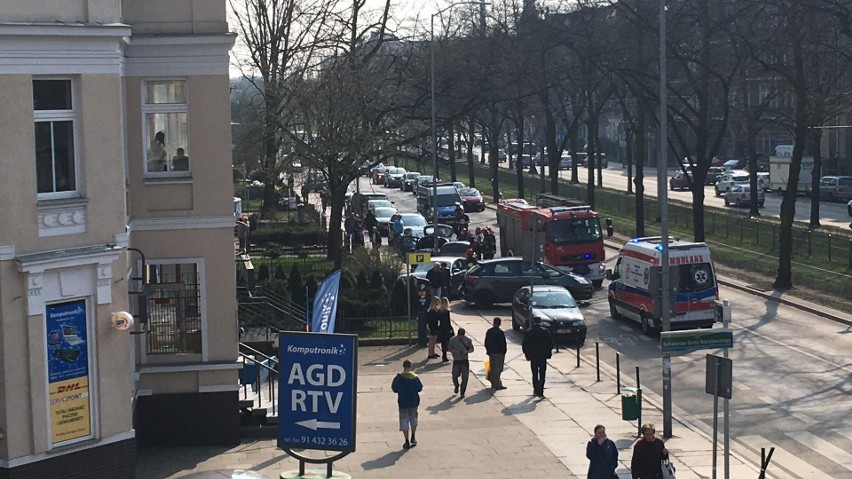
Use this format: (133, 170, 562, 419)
(0, 1, 237, 476)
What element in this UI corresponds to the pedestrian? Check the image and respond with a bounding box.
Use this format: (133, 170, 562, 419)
(631, 423, 669, 479)
(391, 359, 422, 450)
(425, 296, 440, 359)
(363, 209, 377, 234)
(371, 226, 382, 249)
(447, 327, 474, 398)
(440, 262, 451, 297)
(425, 261, 446, 298)
(521, 316, 553, 397)
(436, 297, 454, 362)
(587, 424, 619, 479)
(484, 317, 507, 391)
(235, 215, 250, 254)
(416, 279, 431, 348)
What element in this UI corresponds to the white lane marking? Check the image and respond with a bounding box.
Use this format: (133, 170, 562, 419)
(758, 396, 778, 405)
(786, 431, 852, 472)
(835, 428, 852, 442)
(738, 435, 833, 479)
(790, 413, 818, 425)
(733, 382, 750, 391)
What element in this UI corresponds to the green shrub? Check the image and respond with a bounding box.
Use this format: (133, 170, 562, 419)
(251, 223, 327, 247)
(258, 264, 270, 281)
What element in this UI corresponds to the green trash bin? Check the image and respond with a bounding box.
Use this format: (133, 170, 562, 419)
(621, 387, 641, 421)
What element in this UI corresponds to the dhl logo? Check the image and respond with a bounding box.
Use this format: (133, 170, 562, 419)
(55, 383, 83, 393)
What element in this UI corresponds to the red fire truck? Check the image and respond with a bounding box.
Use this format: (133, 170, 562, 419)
(496, 195, 613, 287)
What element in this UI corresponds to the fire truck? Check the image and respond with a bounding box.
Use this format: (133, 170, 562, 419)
(496, 194, 613, 287)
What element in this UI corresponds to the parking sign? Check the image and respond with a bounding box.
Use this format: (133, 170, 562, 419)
(278, 331, 358, 452)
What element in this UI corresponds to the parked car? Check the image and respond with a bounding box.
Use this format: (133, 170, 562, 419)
(408, 257, 469, 299)
(714, 170, 751, 196)
(367, 199, 394, 212)
(720, 158, 748, 171)
(669, 171, 691, 190)
(457, 187, 485, 212)
(384, 167, 407, 188)
(372, 207, 399, 236)
(723, 185, 765, 207)
(401, 171, 421, 191)
(453, 181, 466, 190)
(559, 153, 573, 169)
(461, 258, 593, 308)
(818, 175, 852, 202)
(848, 199, 852, 217)
(390, 212, 428, 246)
(351, 192, 390, 216)
(756, 172, 770, 191)
(412, 175, 436, 193)
(437, 240, 472, 257)
(511, 285, 587, 344)
(371, 165, 388, 185)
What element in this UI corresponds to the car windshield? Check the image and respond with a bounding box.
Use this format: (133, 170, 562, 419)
(412, 261, 446, 274)
(531, 290, 577, 308)
(722, 160, 739, 168)
(388, 167, 405, 174)
(434, 194, 460, 207)
(441, 242, 469, 254)
(405, 172, 421, 179)
(459, 188, 479, 196)
(549, 218, 603, 245)
(400, 214, 427, 226)
(732, 175, 748, 182)
(374, 207, 397, 218)
(369, 200, 393, 209)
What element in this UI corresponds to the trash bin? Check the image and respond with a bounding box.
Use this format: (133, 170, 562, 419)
(621, 387, 641, 421)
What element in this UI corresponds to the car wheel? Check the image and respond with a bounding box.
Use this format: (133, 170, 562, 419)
(474, 291, 494, 309)
(723, 197, 730, 206)
(577, 335, 587, 345)
(715, 187, 721, 197)
(592, 279, 603, 289)
(511, 311, 521, 331)
(758, 201, 765, 208)
(848, 204, 852, 217)
(640, 314, 651, 334)
(609, 302, 621, 320)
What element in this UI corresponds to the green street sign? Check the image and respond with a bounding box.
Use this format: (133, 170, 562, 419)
(660, 329, 733, 354)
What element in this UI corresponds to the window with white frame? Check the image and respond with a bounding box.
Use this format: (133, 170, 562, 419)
(142, 80, 190, 176)
(34, 79, 78, 197)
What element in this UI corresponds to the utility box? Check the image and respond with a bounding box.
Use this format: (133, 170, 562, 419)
(621, 387, 641, 421)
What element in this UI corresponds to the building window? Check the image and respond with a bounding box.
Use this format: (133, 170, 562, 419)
(34, 79, 77, 197)
(145, 262, 202, 354)
(143, 80, 190, 176)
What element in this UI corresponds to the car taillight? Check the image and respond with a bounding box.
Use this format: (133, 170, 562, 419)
(465, 275, 477, 284)
(837, 187, 842, 193)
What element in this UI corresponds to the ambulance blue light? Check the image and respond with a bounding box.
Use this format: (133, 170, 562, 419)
(655, 244, 665, 252)
(584, 253, 592, 259)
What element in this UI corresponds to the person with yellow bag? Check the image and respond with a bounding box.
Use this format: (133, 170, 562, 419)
(484, 317, 507, 392)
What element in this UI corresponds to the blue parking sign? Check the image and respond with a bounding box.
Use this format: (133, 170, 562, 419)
(278, 332, 358, 452)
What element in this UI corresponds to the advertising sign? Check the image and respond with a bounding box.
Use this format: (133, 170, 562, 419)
(407, 252, 430, 266)
(45, 300, 91, 445)
(310, 270, 342, 334)
(660, 329, 733, 355)
(278, 331, 357, 452)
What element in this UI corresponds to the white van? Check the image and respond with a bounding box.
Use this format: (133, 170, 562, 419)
(606, 237, 718, 332)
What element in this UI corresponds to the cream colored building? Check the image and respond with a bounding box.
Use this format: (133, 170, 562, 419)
(0, 1, 237, 476)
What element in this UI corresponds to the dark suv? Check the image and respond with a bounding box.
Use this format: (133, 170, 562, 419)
(461, 258, 593, 308)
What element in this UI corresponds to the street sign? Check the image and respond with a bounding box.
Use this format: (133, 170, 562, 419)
(706, 354, 733, 399)
(278, 331, 357, 452)
(407, 252, 430, 266)
(660, 329, 733, 354)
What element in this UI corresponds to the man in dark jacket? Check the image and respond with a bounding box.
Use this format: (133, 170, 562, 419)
(484, 317, 507, 391)
(521, 316, 553, 397)
(425, 262, 446, 297)
(391, 359, 423, 449)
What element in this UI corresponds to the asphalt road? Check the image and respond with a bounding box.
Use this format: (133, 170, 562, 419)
(362, 175, 852, 478)
(494, 160, 852, 230)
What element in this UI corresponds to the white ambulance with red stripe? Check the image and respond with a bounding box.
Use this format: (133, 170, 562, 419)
(606, 237, 718, 332)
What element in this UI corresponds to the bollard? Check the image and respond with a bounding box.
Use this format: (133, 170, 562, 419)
(576, 346, 581, 368)
(828, 234, 832, 262)
(808, 230, 812, 257)
(595, 341, 601, 382)
(636, 366, 640, 394)
(616, 353, 621, 394)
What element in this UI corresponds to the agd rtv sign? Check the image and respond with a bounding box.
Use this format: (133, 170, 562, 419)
(278, 331, 357, 452)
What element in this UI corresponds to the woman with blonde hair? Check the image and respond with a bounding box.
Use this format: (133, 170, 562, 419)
(436, 297, 453, 362)
(426, 296, 441, 359)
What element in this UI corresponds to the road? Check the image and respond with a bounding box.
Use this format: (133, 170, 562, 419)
(495, 161, 852, 230)
(362, 175, 852, 478)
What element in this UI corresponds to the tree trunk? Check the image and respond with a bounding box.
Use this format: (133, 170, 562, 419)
(516, 120, 526, 201)
(448, 124, 457, 182)
(545, 106, 560, 195)
(625, 111, 634, 195)
(327, 185, 346, 270)
(586, 90, 597, 209)
(809, 129, 822, 229)
(635, 106, 647, 237)
(467, 118, 476, 188)
(261, 106, 280, 219)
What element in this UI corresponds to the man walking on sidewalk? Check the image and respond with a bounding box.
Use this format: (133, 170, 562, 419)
(391, 359, 422, 450)
(448, 328, 474, 398)
(522, 316, 553, 397)
(484, 317, 507, 391)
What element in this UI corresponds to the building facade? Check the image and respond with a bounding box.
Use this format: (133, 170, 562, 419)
(0, 1, 237, 477)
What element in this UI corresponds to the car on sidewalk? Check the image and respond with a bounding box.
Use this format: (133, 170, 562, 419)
(408, 256, 469, 299)
(437, 240, 472, 257)
(401, 171, 421, 191)
(372, 207, 399, 236)
(457, 187, 485, 212)
(511, 285, 587, 344)
(461, 258, 593, 308)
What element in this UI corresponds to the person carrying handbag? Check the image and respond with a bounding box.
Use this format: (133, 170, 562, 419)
(631, 423, 669, 479)
(586, 424, 618, 479)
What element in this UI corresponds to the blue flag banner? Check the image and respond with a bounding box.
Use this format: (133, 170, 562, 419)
(310, 270, 342, 333)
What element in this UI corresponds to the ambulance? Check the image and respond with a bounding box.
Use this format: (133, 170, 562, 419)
(606, 237, 718, 332)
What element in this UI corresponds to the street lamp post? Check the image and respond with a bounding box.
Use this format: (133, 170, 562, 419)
(657, 0, 672, 440)
(431, 1, 488, 253)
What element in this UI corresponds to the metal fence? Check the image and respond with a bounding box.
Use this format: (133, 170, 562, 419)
(339, 314, 417, 342)
(146, 289, 202, 354)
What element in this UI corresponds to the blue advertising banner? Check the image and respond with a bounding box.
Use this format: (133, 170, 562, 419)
(310, 270, 342, 334)
(45, 300, 91, 444)
(278, 331, 357, 452)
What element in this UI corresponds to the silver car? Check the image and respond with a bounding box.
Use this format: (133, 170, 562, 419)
(723, 185, 764, 208)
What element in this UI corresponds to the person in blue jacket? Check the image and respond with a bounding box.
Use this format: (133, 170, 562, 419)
(587, 424, 619, 479)
(391, 359, 423, 449)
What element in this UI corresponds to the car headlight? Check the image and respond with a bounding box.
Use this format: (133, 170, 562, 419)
(576, 276, 590, 284)
(573, 320, 586, 326)
(598, 263, 606, 272)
